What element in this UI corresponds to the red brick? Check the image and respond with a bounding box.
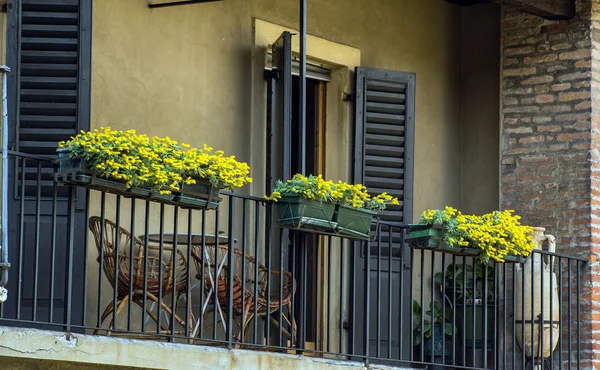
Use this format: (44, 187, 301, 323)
(504, 46, 535, 56)
(541, 104, 572, 113)
(533, 116, 552, 123)
(504, 67, 537, 77)
(504, 96, 519, 105)
(559, 91, 591, 102)
(503, 58, 519, 66)
(555, 112, 589, 121)
(519, 136, 545, 144)
(557, 132, 590, 141)
(558, 71, 592, 81)
(503, 106, 540, 114)
(559, 49, 591, 60)
(505, 87, 533, 95)
(552, 83, 571, 91)
(537, 125, 562, 132)
(535, 94, 556, 103)
(507, 127, 533, 134)
(576, 60, 592, 68)
(575, 101, 592, 110)
(551, 42, 572, 51)
(521, 75, 553, 85)
(524, 54, 558, 64)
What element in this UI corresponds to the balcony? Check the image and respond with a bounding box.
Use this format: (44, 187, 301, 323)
(0, 151, 588, 369)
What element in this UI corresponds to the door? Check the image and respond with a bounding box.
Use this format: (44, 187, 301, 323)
(351, 67, 415, 362)
(2, 0, 91, 329)
(267, 32, 328, 349)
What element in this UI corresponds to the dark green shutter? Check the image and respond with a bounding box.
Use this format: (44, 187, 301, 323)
(351, 67, 415, 360)
(8, 0, 91, 198)
(16, 0, 91, 156)
(354, 67, 415, 226)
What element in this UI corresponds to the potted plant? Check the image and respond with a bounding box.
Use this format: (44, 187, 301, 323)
(330, 182, 398, 238)
(266, 174, 337, 231)
(407, 207, 534, 264)
(413, 300, 453, 370)
(435, 262, 495, 352)
(57, 127, 252, 209)
(266, 174, 398, 239)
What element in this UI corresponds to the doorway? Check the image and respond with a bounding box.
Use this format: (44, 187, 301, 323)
(266, 70, 327, 348)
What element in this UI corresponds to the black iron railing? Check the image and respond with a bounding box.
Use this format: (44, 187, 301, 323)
(0, 150, 588, 369)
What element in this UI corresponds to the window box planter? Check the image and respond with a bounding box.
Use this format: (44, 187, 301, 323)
(176, 177, 221, 210)
(276, 194, 336, 232)
(173, 193, 220, 210)
(407, 224, 481, 257)
(332, 205, 376, 240)
(502, 253, 527, 263)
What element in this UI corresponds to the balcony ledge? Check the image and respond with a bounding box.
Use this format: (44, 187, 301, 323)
(0, 326, 415, 370)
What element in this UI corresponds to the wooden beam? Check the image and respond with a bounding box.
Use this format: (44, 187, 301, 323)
(492, 0, 575, 20)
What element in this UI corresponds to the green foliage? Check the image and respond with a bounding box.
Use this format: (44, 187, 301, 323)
(412, 300, 453, 346)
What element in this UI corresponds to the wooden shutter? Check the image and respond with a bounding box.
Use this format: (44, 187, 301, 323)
(8, 0, 91, 198)
(16, 0, 90, 156)
(353, 67, 415, 226)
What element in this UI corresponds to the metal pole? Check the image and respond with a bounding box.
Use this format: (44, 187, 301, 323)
(0, 65, 12, 288)
(298, 0, 306, 175)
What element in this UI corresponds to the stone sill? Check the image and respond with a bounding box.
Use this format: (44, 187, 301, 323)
(0, 326, 416, 370)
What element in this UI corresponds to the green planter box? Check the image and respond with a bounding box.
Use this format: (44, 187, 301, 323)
(333, 205, 376, 240)
(455, 302, 495, 349)
(179, 178, 220, 200)
(407, 224, 481, 257)
(276, 194, 336, 231)
(173, 194, 219, 210)
(503, 253, 527, 263)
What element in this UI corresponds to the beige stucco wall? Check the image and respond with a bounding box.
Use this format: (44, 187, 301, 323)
(90, 0, 465, 213)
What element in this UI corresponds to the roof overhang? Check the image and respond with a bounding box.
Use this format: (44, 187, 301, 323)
(444, 0, 575, 20)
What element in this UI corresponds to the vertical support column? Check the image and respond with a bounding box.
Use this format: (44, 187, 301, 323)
(298, 0, 306, 175)
(0, 65, 11, 290)
(500, 1, 597, 367)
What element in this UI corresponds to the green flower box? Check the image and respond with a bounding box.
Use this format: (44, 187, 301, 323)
(502, 253, 527, 263)
(173, 194, 220, 210)
(276, 194, 336, 231)
(127, 187, 152, 197)
(407, 224, 481, 257)
(57, 148, 88, 172)
(150, 191, 175, 202)
(332, 205, 376, 240)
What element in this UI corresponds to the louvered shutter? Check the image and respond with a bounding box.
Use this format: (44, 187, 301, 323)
(10, 0, 91, 197)
(18, 0, 89, 155)
(351, 67, 415, 360)
(354, 67, 415, 227)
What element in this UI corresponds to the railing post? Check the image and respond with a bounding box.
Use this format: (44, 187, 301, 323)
(0, 65, 12, 293)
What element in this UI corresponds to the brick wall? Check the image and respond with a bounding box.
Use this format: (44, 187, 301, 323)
(500, 0, 598, 368)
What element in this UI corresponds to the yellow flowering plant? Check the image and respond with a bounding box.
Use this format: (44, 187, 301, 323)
(58, 127, 252, 194)
(265, 174, 335, 203)
(418, 206, 534, 263)
(265, 173, 399, 210)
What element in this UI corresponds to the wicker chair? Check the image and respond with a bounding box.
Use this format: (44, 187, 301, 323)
(89, 216, 192, 337)
(191, 243, 296, 344)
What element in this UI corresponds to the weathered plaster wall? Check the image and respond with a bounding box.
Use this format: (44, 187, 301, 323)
(90, 0, 465, 217)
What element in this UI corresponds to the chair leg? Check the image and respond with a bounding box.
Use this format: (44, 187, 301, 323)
(94, 301, 117, 335)
(104, 296, 130, 337)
